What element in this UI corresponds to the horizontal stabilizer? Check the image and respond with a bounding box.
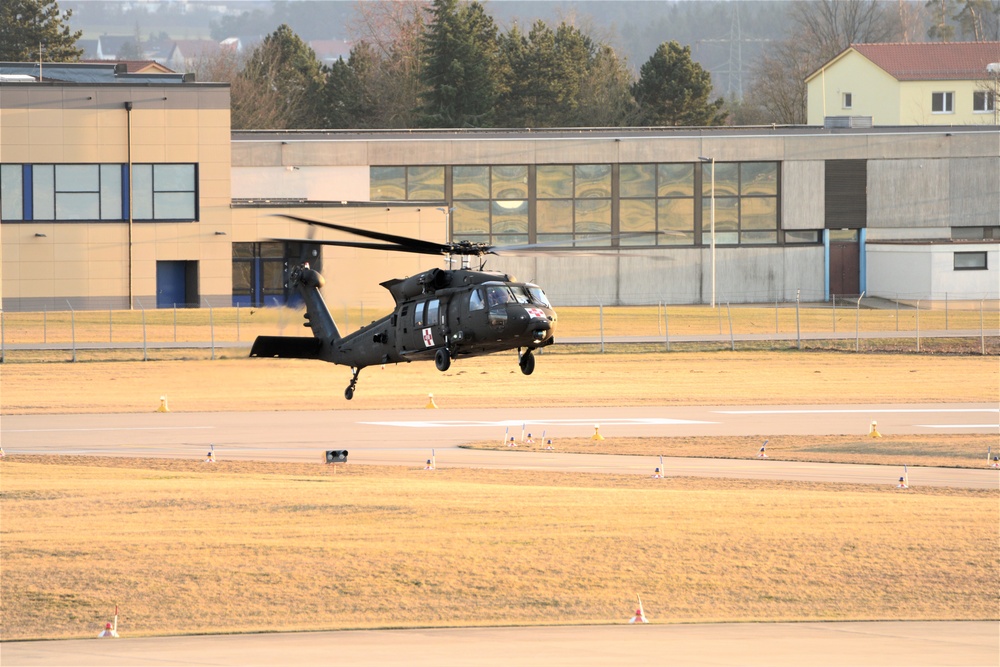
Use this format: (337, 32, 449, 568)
(250, 336, 324, 359)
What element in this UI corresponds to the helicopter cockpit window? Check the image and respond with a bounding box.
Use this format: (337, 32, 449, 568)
(469, 289, 485, 311)
(487, 286, 512, 308)
(509, 286, 532, 304)
(528, 286, 551, 308)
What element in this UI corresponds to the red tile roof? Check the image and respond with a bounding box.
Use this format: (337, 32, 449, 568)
(851, 41, 1000, 80)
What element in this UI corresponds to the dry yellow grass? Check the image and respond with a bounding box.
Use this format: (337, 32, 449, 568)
(2, 351, 997, 414)
(2, 456, 996, 640)
(465, 435, 1000, 469)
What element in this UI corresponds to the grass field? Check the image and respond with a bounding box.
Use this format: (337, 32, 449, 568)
(1, 456, 996, 640)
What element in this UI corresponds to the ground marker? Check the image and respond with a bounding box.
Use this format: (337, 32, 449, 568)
(758, 439, 769, 458)
(425, 393, 438, 409)
(592, 424, 604, 441)
(157, 395, 170, 413)
(869, 420, 881, 438)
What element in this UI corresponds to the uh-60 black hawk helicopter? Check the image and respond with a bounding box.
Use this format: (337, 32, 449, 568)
(249, 214, 557, 400)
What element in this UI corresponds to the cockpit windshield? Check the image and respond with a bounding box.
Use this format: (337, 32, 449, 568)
(509, 286, 532, 304)
(487, 285, 512, 307)
(527, 286, 551, 308)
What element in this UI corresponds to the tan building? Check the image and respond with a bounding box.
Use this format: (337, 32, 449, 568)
(806, 42, 1000, 126)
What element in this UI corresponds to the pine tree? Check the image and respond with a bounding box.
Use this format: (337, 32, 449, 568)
(0, 0, 83, 62)
(237, 25, 325, 129)
(419, 0, 501, 128)
(632, 41, 726, 127)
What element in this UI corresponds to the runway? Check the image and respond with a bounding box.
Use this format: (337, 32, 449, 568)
(3, 403, 998, 488)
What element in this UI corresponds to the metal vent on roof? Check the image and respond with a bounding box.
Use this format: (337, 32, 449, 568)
(825, 116, 874, 129)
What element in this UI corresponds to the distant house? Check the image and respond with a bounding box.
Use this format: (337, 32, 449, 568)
(79, 60, 174, 74)
(166, 40, 223, 73)
(806, 42, 1000, 125)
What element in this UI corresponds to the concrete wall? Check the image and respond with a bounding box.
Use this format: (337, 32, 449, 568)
(866, 243, 999, 300)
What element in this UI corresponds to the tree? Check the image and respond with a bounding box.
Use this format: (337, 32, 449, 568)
(632, 41, 726, 126)
(236, 25, 325, 130)
(576, 44, 638, 127)
(954, 0, 1000, 40)
(0, 0, 82, 62)
(321, 43, 380, 129)
(926, 0, 959, 40)
(419, 0, 502, 128)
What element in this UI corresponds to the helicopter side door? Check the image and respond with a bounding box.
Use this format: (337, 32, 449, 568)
(398, 298, 446, 354)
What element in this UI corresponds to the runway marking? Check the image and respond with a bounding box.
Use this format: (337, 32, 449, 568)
(361, 418, 716, 428)
(717, 408, 998, 415)
(916, 424, 1000, 429)
(1, 426, 215, 433)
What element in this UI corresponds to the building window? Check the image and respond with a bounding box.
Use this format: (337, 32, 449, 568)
(620, 163, 695, 246)
(954, 251, 987, 270)
(842, 92, 853, 109)
(453, 165, 528, 246)
(370, 166, 445, 201)
(1, 164, 23, 220)
(132, 164, 197, 221)
(28, 164, 125, 221)
(701, 162, 779, 245)
(932, 92, 954, 113)
(973, 91, 995, 113)
(535, 164, 612, 247)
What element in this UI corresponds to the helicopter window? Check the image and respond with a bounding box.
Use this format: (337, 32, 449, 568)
(426, 299, 440, 326)
(509, 286, 531, 304)
(414, 302, 425, 328)
(528, 287, 551, 308)
(487, 286, 512, 308)
(469, 289, 485, 311)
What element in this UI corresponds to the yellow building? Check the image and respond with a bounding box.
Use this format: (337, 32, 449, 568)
(807, 42, 1000, 126)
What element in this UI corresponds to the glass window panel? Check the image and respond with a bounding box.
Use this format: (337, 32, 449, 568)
(574, 199, 611, 237)
(132, 165, 152, 219)
(492, 234, 528, 246)
(56, 192, 99, 219)
(658, 198, 694, 232)
(537, 199, 572, 234)
(741, 231, 777, 245)
(233, 242, 255, 259)
(657, 163, 694, 197)
(620, 199, 655, 234)
(536, 233, 573, 245)
(741, 162, 778, 196)
(370, 166, 405, 200)
(619, 233, 659, 247)
(702, 162, 738, 196)
(452, 166, 489, 199)
(100, 164, 122, 220)
(1, 164, 23, 220)
(620, 164, 655, 198)
(427, 299, 439, 325)
(741, 197, 777, 230)
(261, 242, 284, 258)
(154, 192, 195, 220)
(154, 164, 194, 191)
(457, 234, 490, 245)
(714, 231, 739, 244)
(491, 165, 528, 199)
(406, 166, 444, 200)
(575, 164, 611, 198)
(262, 260, 284, 290)
(452, 200, 490, 236)
(702, 197, 739, 232)
(785, 230, 819, 243)
(32, 164, 54, 219)
(56, 164, 99, 192)
(232, 261, 252, 291)
(491, 200, 528, 235)
(954, 251, 987, 269)
(536, 165, 573, 198)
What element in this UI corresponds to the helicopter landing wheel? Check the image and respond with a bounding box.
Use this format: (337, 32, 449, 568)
(518, 349, 535, 375)
(435, 348, 451, 372)
(345, 367, 361, 401)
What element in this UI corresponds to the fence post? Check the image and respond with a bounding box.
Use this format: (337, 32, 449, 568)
(717, 303, 723, 335)
(141, 302, 148, 361)
(945, 292, 949, 330)
(360, 302, 364, 326)
(109, 305, 113, 342)
(43, 306, 47, 343)
(657, 301, 662, 336)
(68, 301, 76, 363)
(664, 308, 670, 352)
(236, 303, 240, 342)
(915, 299, 921, 353)
(832, 294, 837, 333)
(855, 291, 865, 353)
(774, 295, 779, 334)
(981, 299, 986, 356)
(209, 302, 216, 361)
(599, 303, 604, 354)
(795, 289, 801, 350)
(726, 302, 735, 351)
(1, 310, 5, 363)
(173, 304, 177, 343)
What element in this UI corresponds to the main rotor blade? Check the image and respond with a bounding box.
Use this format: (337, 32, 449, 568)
(268, 237, 445, 255)
(274, 214, 449, 255)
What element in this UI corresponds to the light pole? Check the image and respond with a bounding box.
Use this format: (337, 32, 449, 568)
(698, 156, 716, 308)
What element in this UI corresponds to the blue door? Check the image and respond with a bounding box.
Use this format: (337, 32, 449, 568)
(156, 261, 188, 308)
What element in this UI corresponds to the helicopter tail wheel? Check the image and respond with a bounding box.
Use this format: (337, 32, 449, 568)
(345, 367, 361, 400)
(435, 348, 451, 372)
(518, 349, 535, 375)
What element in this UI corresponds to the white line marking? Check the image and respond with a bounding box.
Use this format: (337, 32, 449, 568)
(717, 409, 998, 415)
(361, 418, 716, 428)
(1, 426, 215, 433)
(916, 424, 1000, 429)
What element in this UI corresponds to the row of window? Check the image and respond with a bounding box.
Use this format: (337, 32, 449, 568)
(370, 162, 809, 247)
(842, 91, 996, 114)
(0, 163, 198, 222)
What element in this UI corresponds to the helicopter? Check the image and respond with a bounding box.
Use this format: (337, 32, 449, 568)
(249, 214, 557, 400)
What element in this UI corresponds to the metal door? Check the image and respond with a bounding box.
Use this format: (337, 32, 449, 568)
(156, 261, 188, 308)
